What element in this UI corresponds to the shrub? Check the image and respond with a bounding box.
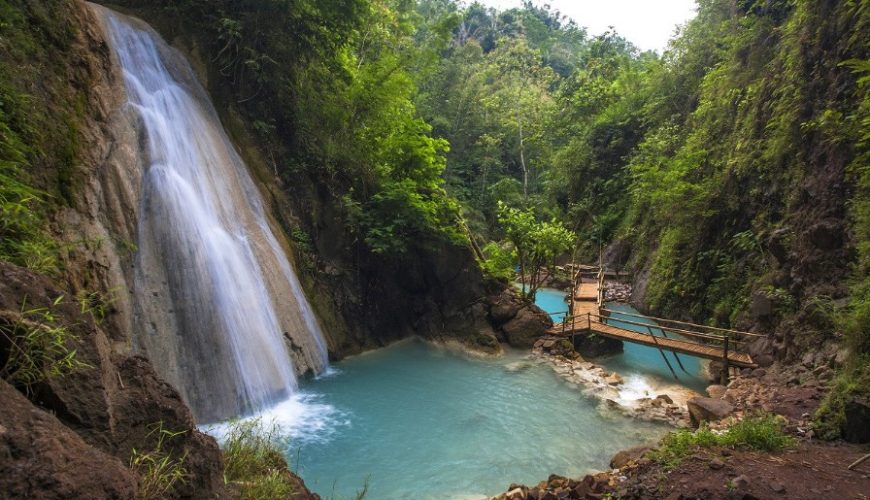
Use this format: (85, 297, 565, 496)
(815, 354, 870, 440)
(480, 241, 515, 281)
(648, 413, 795, 469)
(720, 413, 795, 451)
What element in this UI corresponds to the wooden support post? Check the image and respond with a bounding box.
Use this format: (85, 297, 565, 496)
(720, 336, 730, 385)
(571, 320, 575, 347)
(659, 328, 690, 375)
(647, 325, 679, 381)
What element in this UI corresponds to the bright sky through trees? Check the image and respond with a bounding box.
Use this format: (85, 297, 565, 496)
(475, 0, 698, 52)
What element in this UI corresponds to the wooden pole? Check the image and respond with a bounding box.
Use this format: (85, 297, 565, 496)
(720, 336, 730, 385)
(658, 328, 690, 375)
(848, 453, 870, 470)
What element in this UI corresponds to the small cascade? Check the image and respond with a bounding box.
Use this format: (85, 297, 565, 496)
(96, 6, 329, 422)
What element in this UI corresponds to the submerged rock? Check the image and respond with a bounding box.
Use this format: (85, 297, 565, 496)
(656, 394, 674, 404)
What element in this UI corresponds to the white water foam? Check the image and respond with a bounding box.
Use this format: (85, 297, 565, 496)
(203, 393, 348, 447)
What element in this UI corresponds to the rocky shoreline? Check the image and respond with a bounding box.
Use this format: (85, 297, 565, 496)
(492, 354, 870, 500)
(532, 338, 695, 427)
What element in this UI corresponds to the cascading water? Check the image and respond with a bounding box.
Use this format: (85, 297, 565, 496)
(95, 6, 329, 422)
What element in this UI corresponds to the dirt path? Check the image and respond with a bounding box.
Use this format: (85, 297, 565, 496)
(616, 441, 870, 499)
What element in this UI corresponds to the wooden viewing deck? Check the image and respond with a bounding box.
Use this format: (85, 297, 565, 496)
(547, 274, 760, 376)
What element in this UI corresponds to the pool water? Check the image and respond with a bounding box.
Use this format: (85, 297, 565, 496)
(205, 288, 706, 500)
(244, 340, 666, 499)
(532, 287, 569, 323)
(596, 304, 710, 394)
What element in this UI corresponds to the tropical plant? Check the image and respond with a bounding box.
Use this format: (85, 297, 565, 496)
(0, 295, 89, 393)
(129, 423, 189, 499)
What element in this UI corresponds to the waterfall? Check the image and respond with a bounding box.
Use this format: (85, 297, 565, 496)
(96, 7, 329, 422)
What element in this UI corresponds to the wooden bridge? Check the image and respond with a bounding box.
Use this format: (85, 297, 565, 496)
(546, 270, 762, 381)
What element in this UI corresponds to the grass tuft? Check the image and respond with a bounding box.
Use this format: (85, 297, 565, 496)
(129, 423, 188, 499)
(0, 295, 90, 393)
(221, 419, 297, 500)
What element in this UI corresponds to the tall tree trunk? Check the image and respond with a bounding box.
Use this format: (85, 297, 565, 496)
(518, 251, 527, 296)
(516, 105, 528, 201)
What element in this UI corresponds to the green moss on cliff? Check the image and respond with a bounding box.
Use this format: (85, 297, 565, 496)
(0, 0, 98, 272)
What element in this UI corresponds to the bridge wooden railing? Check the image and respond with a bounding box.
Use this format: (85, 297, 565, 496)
(550, 307, 761, 381)
(599, 308, 765, 342)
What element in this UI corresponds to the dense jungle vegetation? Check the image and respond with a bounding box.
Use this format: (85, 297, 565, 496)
(2, 0, 867, 439)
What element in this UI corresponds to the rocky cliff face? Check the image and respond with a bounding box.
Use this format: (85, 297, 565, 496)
(0, 262, 226, 498)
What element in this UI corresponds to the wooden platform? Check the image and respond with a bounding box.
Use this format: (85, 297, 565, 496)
(574, 281, 598, 301)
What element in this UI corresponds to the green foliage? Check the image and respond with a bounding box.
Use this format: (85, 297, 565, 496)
(0, 295, 89, 393)
(812, 8, 869, 440)
(221, 419, 297, 499)
(77, 289, 118, 325)
(480, 241, 515, 281)
(497, 201, 574, 299)
(648, 414, 795, 469)
(129, 423, 189, 499)
(0, 69, 57, 273)
(815, 355, 870, 440)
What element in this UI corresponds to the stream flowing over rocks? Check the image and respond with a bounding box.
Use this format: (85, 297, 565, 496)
(532, 339, 694, 427)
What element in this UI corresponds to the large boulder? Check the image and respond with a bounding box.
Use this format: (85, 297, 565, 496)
(748, 337, 776, 367)
(488, 288, 527, 326)
(574, 333, 624, 358)
(687, 397, 734, 427)
(500, 304, 552, 347)
(0, 380, 138, 499)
